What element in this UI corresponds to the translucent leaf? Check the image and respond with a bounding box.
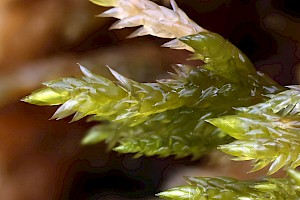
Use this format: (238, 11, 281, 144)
(89, 0, 117, 7)
(24, 0, 283, 160)
(21, 88, 68, 106)
(92, 0, 206, 51)
(158, 171, 300, 199)
(208, 88, 300, 174)
(84, 108, 231, 158)
(81, 123, 117, 147)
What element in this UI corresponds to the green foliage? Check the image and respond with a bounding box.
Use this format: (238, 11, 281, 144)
(21, 0, 300, 198)
(22, 32, 282, 158)
(82, 108, 232, 159)
(89, 0, 116, 7)
(180, 32, 281, 89)
(207, 86, 300, 174)
(158, 169, 300, 200)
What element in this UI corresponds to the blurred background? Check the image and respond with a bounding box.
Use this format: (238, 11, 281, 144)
(0, 0, 299, 199)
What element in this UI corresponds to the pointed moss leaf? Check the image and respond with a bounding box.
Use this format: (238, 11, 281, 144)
(23, 60, 283, 158)
(114, 110, 231, 159)
(107, 66, 134, 92)
(158, 175, 300, 200)
(270, 86, 300, 115)
(22, 88, 68, 106)
(23, 61, 282, 126)
(268, 154, 288, 175)
(79, 65, 111, 86)
(210, 88, 300, 174)
(87, 108, 232, 158)
(287, 169, 300, 185)
(206, 117, 249, 140)
(89, 0, 117, 7)
(23, 30, 283, 159)
(248, 158, 273, 173)
(81, 124, 112, 145)
(70, 111, 86, 122)
(81, 123, 124, 149)
(157, 186, 200, 200)
(50, 99, 79, 120)
(179, 32, 256, 77)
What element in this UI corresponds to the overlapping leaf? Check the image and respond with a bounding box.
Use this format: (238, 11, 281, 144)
(158, 169, 300, 200)
(23, 65, 186, 123)
(22, 64, 277, 123)
(207, 86, 300, 174)
(21, 1, 300, 199)
(22, 31, 283, 158)
(82, 108, 232, 159)
(91, 0, 206, 51)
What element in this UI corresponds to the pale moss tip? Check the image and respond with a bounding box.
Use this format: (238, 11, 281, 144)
(156, 189, 188, 199)
(78, 63, 88, 74)
(20, 96, 29, 103)
(89, 0, 117, 7)
(287, 169, 300, 185)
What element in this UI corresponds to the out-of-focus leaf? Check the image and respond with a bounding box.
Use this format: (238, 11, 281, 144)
(158, 169, 300, 200)
(87, 108, 232, 159)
